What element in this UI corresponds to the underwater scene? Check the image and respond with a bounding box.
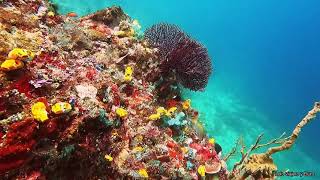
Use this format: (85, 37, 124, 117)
(0, 0, 319, 179)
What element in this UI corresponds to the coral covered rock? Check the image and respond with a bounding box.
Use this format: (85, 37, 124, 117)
(89, 6, 128, 27)
(0, 1, 222, 179)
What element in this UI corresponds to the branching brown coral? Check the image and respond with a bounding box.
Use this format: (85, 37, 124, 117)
(228, 102, 320, 179)
(223, 137, 241, 162)
(228, 134, 284, 179)
(266, 102, 320, 156)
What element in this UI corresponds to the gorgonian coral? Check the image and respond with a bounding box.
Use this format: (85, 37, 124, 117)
(144, 23, 188, 58)
(145, 23, 212, 91)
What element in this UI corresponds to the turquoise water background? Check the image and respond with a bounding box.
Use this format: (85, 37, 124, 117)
(52, 0, 320, 178)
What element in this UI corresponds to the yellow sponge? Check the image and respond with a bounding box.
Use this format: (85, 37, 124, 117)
(31, 102, 49, 122)
(116, 107, 128, 118)
(0, 59, 24, 71)
(52, 102, 72, 114)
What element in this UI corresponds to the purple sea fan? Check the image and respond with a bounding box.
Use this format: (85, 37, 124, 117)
(144, 23, 188, 58)
(167, 38, 212, 91)
(145, 23, 212, 91)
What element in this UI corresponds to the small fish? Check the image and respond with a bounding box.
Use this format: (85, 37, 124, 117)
(67, 12, 78, 17)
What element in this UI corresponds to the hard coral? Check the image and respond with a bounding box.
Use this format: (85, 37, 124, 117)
(0, 27, 43, 60)
(145, 23, 212, 91)
(87, 6, 128, 28)
(241, 154, 277, 179)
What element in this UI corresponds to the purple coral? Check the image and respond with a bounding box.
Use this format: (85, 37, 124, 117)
(144, 23, 188, 58)
(145, 23, 212, 91)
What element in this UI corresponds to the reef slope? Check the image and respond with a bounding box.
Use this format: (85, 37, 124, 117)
(0, 0, 226, 179)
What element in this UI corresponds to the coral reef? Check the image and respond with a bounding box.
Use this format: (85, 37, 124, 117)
(0, 1, 223, 179)
(145, 23, 212, 91)
(0, 0, 318, 179)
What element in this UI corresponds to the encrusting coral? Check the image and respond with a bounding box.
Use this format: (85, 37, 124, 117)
(0, 0, 318, 179)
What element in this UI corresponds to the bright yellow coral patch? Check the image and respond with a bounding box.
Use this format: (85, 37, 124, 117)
(124, 75, 132, 82)
(8, 48, 34, 61)
(104, 154, 113, 162)
(156, 107, 167, 115)
(181, 147, 189, 154)
(116, 107, 128, 118)
(166, 107, 177, 117)
(124, 66, 133, 82)
(198, 165, 206, 177)
(148, 113, 161, 121)
(148, 107, 167, 121)
(47, 11, 55, 17)
(51, 102, 72, 114)
(138, 168, 149, 178)
(182, 99, 191, 110)
(31, 102, 49, 122)
(0, 59, 24, 71)
(209, 138, 215, 145)
(132, 146, 144, 152)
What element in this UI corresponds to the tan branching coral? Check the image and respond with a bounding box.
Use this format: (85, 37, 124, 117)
(266, 102, 320, 156)
(228, 102, 320, 179)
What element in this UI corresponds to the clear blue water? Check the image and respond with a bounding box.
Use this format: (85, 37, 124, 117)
(52, 0, 320, 178)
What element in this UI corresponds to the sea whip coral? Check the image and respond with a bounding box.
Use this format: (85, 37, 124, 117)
(145, 23, 212, 91)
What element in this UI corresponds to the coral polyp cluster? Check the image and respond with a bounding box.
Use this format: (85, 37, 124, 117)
(145, 23, 212, 91)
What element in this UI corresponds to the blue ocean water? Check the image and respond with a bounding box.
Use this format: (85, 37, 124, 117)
(52, 0, 320, 178)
